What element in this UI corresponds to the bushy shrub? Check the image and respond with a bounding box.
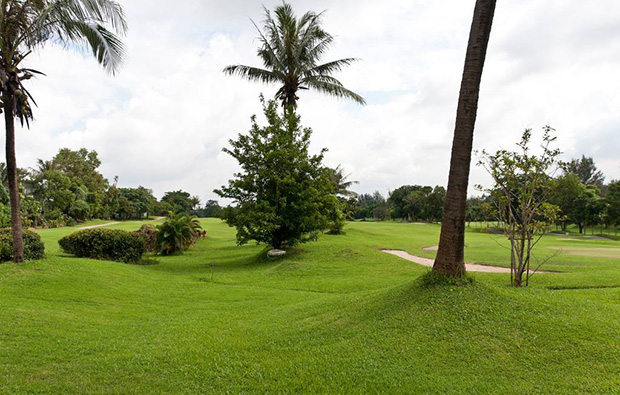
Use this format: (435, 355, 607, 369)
(0, 228, 45, 262)
(156, 214, 204, 255)
(135, 223, 158, 252)
(58, 229, 146, 263)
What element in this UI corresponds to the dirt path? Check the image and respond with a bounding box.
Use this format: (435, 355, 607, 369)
(78, 222, 120, 230)
(381, 249, 554, 274)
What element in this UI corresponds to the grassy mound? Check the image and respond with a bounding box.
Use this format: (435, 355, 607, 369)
(0, 219, 619, 393)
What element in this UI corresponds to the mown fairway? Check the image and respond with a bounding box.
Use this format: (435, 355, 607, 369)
(1, 219, 619, 394)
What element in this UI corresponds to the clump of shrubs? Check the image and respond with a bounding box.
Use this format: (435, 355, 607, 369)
(155, 214, 205, 255)
(135, 224, 157, 252)
(0, 228, 45, 262)
(58, 229, 146, 263)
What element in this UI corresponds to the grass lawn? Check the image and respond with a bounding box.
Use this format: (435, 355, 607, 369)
(1, 219, 619, 393)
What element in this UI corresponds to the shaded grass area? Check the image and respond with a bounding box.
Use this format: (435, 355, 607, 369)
(1, 219, 619, 393)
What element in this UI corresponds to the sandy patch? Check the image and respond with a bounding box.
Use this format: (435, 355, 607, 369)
(381, 249, 554, 274)
(547, 247, 620, 259)
(556, 238, 583, 242)
(422, 245, 438, 251)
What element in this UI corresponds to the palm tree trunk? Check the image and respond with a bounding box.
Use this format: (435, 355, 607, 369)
(3, 92, 24, 263)
(433, 0, 496, 277)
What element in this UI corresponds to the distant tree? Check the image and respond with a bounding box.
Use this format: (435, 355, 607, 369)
(388, 185, 445, 222)
(433, 0, 497, 278)
(549, 173, 586, 231)
(205, 200, 223, 218)
(192, 200, 223, 218)
(605, 181, 620, 231)
(327, 165, 359, 197)
(563, 155, 605, 189)
(215, 97, 336, 249)
(388, 185, 418, 220)
(190, 196, 201, 211)
(478, 127, 561, 287)
(161, 190, 194, 214)
(355, 191, 386, 220)
(570, 185, 603, 234)
(0, 0, 127, 262)
(223, 2, 365, 108)
(116, 187, 157, 219)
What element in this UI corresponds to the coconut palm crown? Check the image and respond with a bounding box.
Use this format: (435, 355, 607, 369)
(224, 2, 365, 108)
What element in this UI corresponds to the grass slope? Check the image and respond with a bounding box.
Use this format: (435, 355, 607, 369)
(1, 220, 619, 394)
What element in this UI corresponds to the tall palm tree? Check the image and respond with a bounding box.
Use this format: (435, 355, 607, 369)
(224, 2, 365, 108)
(1, 0, 127, 262)
(433, 0, 496, 277)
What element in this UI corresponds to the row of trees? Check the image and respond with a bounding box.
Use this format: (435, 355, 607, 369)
(353, 186, 445, 222)
(466, 154, 620, 235)
(0, 148, 221, 228)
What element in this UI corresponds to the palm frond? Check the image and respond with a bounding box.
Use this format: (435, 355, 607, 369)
(306, 58, 359, 76)
(301, 75, 366, 105)
(223, 65, 281, 85)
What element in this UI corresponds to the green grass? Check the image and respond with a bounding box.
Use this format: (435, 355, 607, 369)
(1, 220, 619, 393)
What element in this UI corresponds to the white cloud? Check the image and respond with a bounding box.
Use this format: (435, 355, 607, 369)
(5, 0, 620, 205)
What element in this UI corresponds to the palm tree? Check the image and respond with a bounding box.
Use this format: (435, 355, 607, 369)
(224, 2, 365, 108)
(1, 0, 127, 262)
(327, 165, 358, 197)
(432, 0, 497, 277)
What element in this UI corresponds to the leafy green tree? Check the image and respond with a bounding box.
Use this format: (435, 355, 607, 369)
(161, 190, 194, 215)
(549, 173, 586, 231)
(571, 185, 603, 234)
(0, 0, 127, 262)
(388, 185, 418, 220)
(434, 0, 497, 278)
(563, 155, 605, 190)
(605, 181, 620, 231)
(478, 127, 561, 287)
(215, 97, 336, 249)
(355, 191, 386, 220)
(223, 2, 365, 108)
(116, 187, 157, 219)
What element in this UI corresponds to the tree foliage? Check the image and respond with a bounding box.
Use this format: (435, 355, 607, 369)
(1, 0, 127, 262)
(388, 185, 445, 222)
(563, 155, 605, 189)
(223, 2, 365, 107)
(215, 97, 336, 249)
(477, 127, 561, 287)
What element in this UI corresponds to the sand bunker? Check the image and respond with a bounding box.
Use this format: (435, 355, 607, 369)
(381, 249, 554, 274)
(547, 247, 620, 259)
(422, 245, 438, 251)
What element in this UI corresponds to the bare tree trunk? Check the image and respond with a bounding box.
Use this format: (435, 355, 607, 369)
(433, 0, 497, 277)
(4, 92, 24, 263)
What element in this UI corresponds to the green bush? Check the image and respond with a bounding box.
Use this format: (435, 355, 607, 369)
(58, 229, 146, 263)
(156, 214, 204, 255)
(135, 224, 158, 252)
(0, 228, 45, 262)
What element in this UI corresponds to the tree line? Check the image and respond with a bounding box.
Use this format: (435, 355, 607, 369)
(0, 148, 222, 229)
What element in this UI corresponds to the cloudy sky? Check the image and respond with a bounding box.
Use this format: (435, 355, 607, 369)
(9, 0, 620, 203)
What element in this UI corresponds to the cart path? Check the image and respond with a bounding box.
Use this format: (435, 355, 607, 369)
(381, 249, 554, 274)
(78, 222, 121, 230)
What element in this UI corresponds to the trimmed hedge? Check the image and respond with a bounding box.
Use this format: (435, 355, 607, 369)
(58, 229, 146, 263)
(0, 228, 45, 262)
